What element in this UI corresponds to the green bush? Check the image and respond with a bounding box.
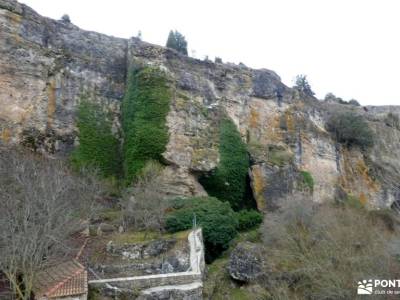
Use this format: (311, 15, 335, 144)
(327, 112, 374, 149)
(199, 119, 250, 210)
(299, 170, 314, 192)
(122, 67, 171, 182)
(165, 197, 238, 261)
(71, 98, 121, 177)
(348, 99, 361, 106)
(235, 209, 263, 231)
(385, 112, 400, 129)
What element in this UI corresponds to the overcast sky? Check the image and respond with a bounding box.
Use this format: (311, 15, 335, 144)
(20, 0, 400, 106)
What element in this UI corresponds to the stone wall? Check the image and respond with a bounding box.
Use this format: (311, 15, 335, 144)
(89, 229, 205, 297)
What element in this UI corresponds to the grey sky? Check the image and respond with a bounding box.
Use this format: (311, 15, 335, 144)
(20, 0, 400, 106)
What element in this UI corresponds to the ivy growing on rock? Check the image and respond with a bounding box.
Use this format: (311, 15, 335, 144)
(299, 170, 314, 192)
(200, 118, 250, 210)
(122, 67, 171, 182)
(71, 97, 121, 177)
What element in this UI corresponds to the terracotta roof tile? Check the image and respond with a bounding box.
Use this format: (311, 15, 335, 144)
(33, 260, 87, 299)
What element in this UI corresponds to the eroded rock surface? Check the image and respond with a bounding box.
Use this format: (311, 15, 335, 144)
(228, 242, 265, 282)
(1, 0, 400, 208)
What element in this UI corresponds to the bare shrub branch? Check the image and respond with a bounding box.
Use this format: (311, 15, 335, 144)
(261, 194, 400, 299)
(0, 145, 103, 299)
(122, 160, 168, 232)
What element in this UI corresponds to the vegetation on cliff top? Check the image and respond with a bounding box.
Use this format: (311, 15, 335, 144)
(324, 93, 360, 106)
(294, 74, 315, 96)
(122, 66, 171, 182)
(166, 30, 188, 55)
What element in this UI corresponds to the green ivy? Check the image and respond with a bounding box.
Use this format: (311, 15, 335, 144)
(71, 98, 121, 177)
(200, 118, 250, 210)
(300, 170, 314, 192)
(122, 67, 171, 182)
(166, 197, 238, 262)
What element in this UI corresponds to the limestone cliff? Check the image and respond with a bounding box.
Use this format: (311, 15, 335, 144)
(1, 0, 399, 208)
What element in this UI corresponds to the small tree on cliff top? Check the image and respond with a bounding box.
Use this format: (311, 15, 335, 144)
(166, 30, 188, 55)
(294, 74, 315, 97)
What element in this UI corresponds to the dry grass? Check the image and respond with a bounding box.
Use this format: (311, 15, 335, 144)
(261, 195, 400, 299)
(111, 229, 190, 245)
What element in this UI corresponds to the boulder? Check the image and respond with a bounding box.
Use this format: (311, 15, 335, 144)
(228, 242, 265, 282)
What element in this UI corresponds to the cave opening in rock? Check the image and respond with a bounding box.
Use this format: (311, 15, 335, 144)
(198, 171, 258, 211)
(242, 173, 258, 210)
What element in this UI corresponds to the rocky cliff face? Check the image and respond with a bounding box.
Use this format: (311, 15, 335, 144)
(1, 0, 400, 208)
(0, 0, 126, 154)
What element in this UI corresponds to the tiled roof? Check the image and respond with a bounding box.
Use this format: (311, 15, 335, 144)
(0, 273, 13, 299)
(33, 260, 87, 299)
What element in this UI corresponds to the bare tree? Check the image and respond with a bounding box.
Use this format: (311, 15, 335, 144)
(0, 145, 103, 299)
(122, 160, 168, 233)
(293, 74, 315, 96)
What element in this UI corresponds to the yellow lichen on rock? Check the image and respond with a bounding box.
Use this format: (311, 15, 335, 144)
(359, 192, 368, 206)
(339, 147, 380, 207)
(249, 108, 259, 128)
(8, 12, 22, 44)
(262, 113, 284, 145)
(284, 109, 295, 133)
(355, 159, 379, 192)
(1, 128, 11, 143)
(251, 165, 266, 211)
